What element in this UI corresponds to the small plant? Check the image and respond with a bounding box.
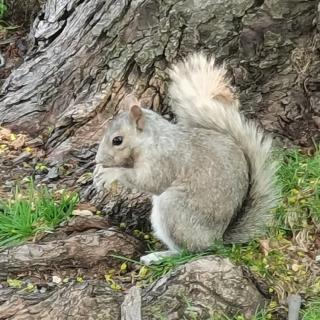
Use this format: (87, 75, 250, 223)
(302, 299, 320, 320)
(0, 1, 7, 19)
(275, 147, 320, 231)
(0, 182, 78, 248)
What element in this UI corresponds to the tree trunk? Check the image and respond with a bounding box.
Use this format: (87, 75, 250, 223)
(2, 0, 320, 229)
(1, 0, 320, 148)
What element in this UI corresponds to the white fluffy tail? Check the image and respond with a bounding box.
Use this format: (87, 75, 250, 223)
(169, 53, 278, 243)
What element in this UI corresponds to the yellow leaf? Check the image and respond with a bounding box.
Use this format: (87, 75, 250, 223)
(35, 163, 48, 172)
(291, 264, 300, 272)
(138, 266, 149, 278)
(104, 274, 113, 282)
(24, 147, 33, 153)
(120, 262, 127, 272)
(110, 283, 122, 291)
(269, 300, 278, 309)
(108, 269, 116, 275)
(25, 283, 35, 292)
(7, 278, 22, 288)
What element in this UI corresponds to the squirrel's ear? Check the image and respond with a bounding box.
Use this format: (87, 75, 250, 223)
(130, 105, 144, 130)
(120, 94, 140, 112)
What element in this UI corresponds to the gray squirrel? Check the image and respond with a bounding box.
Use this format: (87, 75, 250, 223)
(93, 53, 278, 265)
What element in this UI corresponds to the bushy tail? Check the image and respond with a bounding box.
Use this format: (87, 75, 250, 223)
(169, 53, 278, 243)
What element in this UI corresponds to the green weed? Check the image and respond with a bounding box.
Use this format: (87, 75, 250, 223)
(302, 299, 320, 320)
(275, 148, 320, 231)
(0, 1, 7, 19)
(0, 183, 78, 248)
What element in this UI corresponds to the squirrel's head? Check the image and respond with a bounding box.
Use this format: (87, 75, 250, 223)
(95, 95, 145, 168)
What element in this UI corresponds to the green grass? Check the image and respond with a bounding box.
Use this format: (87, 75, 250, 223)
(0, 1, 7, 19)
(0, 183, 78, 248)
(275, 148, 320, 231)
(302, 299, 320, 320)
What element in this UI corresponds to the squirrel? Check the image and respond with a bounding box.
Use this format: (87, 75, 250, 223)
(93, 53, 278, 265)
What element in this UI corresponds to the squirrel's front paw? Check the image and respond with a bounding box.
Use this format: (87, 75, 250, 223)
(93, 165, 120, 192)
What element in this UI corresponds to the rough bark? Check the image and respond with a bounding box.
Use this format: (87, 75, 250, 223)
(0, 281, 123, 320)
(140, 256, 266, 319)
(1, 0, 320, 226)
(0, 216, 144, 280)
(0, 256, 266, 320)
(121, 286, 142, 320)
(1, 0, 320, 146)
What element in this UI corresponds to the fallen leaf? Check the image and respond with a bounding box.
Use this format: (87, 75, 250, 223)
(52, 276, 62, 284)
(138, 266, 149, 278)
(76, 203, 97, 213)
(120, 262, 127, 272)
(24, 147, 33, 153)
(0, 127, 12, 140)
(291, 264, 300, 272)
(260, 239, 271, 256)
(72, 209, 94, 216)
(25, 283, 35, 292)
(7, 278, 23, 288)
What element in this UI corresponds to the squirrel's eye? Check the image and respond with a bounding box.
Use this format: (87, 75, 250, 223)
(112, 136, 123, 146)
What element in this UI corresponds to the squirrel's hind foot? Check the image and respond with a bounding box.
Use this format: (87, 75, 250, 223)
(140, 250, 178, 266)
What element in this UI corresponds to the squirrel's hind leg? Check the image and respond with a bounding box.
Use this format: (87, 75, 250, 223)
(140, 196, 179, 265)
(151, 190, 223, 252)
(151, 195, 180, 251)
(139, 195, 180, 265)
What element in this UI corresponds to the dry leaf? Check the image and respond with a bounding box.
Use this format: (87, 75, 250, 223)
(72, 209, 94, 216)
(11, 135, 26, 149)
(76, 203, 97, 213)
(52, 276, 62, 284)
(0, 127, 12, 140)
(260, 239, 271, 256)
(291, 264, 300, 272)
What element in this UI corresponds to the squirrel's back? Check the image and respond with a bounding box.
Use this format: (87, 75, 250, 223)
(168, 53, 278, 243)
